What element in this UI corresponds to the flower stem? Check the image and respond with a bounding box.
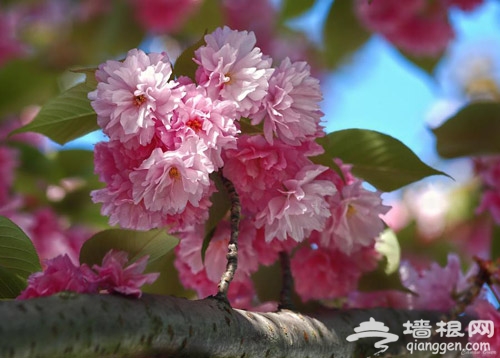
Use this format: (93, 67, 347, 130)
(278, 251, 295, 310)
(215, 174, 241, 303)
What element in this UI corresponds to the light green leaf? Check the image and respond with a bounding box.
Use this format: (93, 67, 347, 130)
(79, 228, 179, 267)
(323, 0, 371, 68)
(281, 0, 316, 20)
(313, 129, 448, 191)
(70, 67, 98, 88)
(0, 216, 41, 279)
(398, 50, 441, 76)
(0, 267, 27, 299)
(433, 102, 500, 158)
(239, 117, 264, 135)
(12, 82, 99, 145)
(375, 228, 400, 275)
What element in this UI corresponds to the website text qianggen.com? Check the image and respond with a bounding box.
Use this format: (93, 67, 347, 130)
(406, 341, 491, 355)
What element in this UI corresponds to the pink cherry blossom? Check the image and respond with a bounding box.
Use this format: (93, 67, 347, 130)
(292, 244, 379, 301)
(251, 58, 323, 145)
(222, 135, 322, 213)
(17, 255, 98, 299)
(176, 219, 258, 282)
(469, 299, 500, 357)
(348, 254, 469, 310)
(168, 85, 239, 169)
(89, 49, 184, 148)
(318, 180, 390, 255)
(0, 147, 18, 205)
(477, 190, 500, 224)
(255, 165, 336, 242)
(446, 0, 484, 11)
(355, 0, 454, 56)
(195, 26, 274, 118)
(0, 9, 26, 67)
(130, 0, 202, 33)
(93, 250, 159, 298)
(130, 139, 213, 215)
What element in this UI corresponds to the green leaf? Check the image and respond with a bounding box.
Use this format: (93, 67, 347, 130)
(323, 0, 371, 68)
(398, 50, 441, 76)
(12, 82, 99, 145)
(239, 117, 264, 135)
(79, 228, 179, 267)
(433, 102, 500, 158)
(0, 267, 27, 299)
(172, 34, 206, 81)
(375, 228, 400, 275)
(70, 67, 98, 88)
(0, 216, 41, 279)
(281, 0, 316, 20)
(201, 173, 230, 263)
(313, 129, 448, 191)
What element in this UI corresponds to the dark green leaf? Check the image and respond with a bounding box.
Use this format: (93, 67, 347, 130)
(0, 267, 27, 299)
(281, 0, 316, 20)
(433, 102, 500, 158)
(0, 216, 41, 279)
(398, 50, 441, 76)
(313, 129, 448, 191)
(79, 228, 179, 267)
(201, 173, 230, 263)
(239, 117, 264, 135)
(358, 264, 413, 293)
(172, 34, 206, 81)
(0, 59, 58, 117)
(323, 0, 371, 68)
(12, 82, 99, 145)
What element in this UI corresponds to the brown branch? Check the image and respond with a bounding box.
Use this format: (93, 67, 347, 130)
(215, 175, 241, 302)
(278, 251, 294, 310)
(0, 293, 471, 358)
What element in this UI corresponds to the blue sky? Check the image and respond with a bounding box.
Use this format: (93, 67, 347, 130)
(59, 0, 500, 168)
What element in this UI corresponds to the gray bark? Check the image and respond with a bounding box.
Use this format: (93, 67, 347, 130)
(0, 293, 469, 357)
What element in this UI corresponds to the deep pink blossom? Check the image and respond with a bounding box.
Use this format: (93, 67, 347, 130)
(477, 190, 500, 224)
(469, 299, 500, 357)
(195, 26, 274, 117)
(355, 0, 454, 56)
(319, 180, 390, 254)
(255, 165, 336, 242)
(252, 58, 323, 145)
(348, 254, 469, 310)
(89, 49, 184, 148)
(17, 255, 98, 299)
(130, 0, 202, 33)
(93, 250, 159, 298)
(0, 147, 18, 205)
(222, 135, 322, 213)
(27, 208, 92, 265)
(292, 244, 379, 301)
(0, 10, 26, 67)
(446, 0, 484, 11)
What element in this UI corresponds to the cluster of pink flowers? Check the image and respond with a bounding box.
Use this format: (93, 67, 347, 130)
(355, 0, 484, 56)
(90, 26, 390, 307)
(347, 254, 470, 310)
(18, 250, 159, 299)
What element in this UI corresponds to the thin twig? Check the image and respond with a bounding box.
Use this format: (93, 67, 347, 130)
(215, 174, 241, 303)
(278, 251, 295, 310)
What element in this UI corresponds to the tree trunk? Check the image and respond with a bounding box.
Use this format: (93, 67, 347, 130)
(0, 293, 468, 357)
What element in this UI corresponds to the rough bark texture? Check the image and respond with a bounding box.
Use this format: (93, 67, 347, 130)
(0, 293, 468, 358)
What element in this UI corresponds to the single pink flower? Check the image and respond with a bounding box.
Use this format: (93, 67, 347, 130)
(89, 49, 184, 148)
(319, 180, 390, 254)
(195, 26, 274, 118)
(17, 255, 98, 299)
(130, 139, 213, 215)
(130, 0, 202, 33)
(291, 244, 379, 301)
(469, 299, 500, 357)
(93, 250, 159, 298)
(255, 165, 336, 242)
(251, 58, 323, 145)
